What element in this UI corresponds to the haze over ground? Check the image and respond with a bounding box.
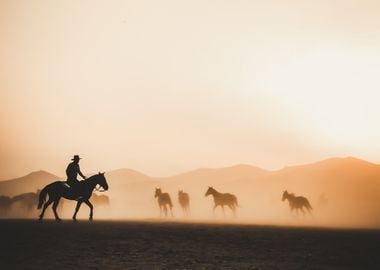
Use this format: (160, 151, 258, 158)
(1, 0, 380, 180)
(1, 157, 380, 229)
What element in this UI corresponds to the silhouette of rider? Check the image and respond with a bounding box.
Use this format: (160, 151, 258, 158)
(66, 155, 86, 188)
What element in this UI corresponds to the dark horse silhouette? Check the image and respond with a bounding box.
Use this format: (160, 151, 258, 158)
(205, 186, 238, 217)
(0, 196, 13, 216)
(282, 190, 312, 216)
(154, 188, 173, 217)
(178, 190, 190, 216)
(12, 192, 39, 212)
(37, 173, 109, 221)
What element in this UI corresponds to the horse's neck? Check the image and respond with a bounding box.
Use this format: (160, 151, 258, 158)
(83, 177, 98, 191)
(210, 190, 221, 199)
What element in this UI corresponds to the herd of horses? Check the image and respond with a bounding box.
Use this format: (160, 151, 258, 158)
(1, 173, 313, 221)
(155, 186, 312, 218)
(0, 192, 39, 215)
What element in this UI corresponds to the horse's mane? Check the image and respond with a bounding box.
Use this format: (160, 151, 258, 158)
(83, 174, 102, 183)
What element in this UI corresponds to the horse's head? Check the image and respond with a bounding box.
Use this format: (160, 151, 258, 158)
(205, 186, 214, 197)
(155, 188, 162, 198)
(96, 172, 109, 191)
(282, 190, 288, 201)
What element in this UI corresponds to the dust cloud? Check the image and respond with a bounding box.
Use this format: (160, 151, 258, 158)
(2, 158, 380, 229)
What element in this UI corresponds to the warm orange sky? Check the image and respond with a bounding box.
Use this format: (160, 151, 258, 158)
(1, 0, 380, 179)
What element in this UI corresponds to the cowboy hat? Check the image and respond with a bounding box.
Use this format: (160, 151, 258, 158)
(72, 155, 81, 161)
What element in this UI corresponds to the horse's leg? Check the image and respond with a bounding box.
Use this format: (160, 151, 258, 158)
(228, 204, 236, 218)
(301, 207, 306, 216)
(84, 200, 94, 221)
(52, 198, 62, 221)
(39, 198, 54, 221)
(159, 204, 162, 217)
(213, 204, 218, 217)
(163, 205, 168, 217)
(73, 200, 83, 221)
(307, 207, 313, 217)
(170, 204, 173, 217)
(222, 205, 225, 217)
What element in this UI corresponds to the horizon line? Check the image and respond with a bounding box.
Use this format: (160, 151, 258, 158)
(1, 155, 379, 182)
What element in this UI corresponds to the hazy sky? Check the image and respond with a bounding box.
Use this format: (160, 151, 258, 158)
(1, 0, 380, 179)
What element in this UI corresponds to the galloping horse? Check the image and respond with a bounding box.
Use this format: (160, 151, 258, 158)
(154, 188, 173, 217)
(178, 190, 190, 216)
(37, 172, 109, 221)
(205, 186, 238, 217)
(282, 190, 312, 216)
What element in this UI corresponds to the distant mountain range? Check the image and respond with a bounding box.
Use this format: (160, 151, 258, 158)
(1, 157, 380, 227)
(1, 157, 379, 196)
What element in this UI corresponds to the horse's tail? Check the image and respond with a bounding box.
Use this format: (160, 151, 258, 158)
(305, 199, 312, 210)
(37, 185, 49, 209)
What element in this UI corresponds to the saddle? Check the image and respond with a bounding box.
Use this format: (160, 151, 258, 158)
(62, 182, 83, 200)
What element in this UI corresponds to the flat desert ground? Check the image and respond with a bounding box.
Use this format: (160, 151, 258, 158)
(0, 220, 379, 269)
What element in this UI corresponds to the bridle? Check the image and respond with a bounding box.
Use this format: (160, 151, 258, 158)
(95, 185, 106, 192)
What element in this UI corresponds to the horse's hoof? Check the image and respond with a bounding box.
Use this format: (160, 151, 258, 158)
(89, 217, 93, 221)
(72, 218, 78, 222)
(56, 219, 62, 222)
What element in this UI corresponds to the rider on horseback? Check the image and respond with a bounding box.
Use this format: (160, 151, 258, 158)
(66, 155, 86, 188)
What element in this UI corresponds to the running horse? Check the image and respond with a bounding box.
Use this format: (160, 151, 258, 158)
(154, 188, 173, 217)
(282, 190, 312, 216)
(178, 190, 190, 216)
(205, 186, 238, 217)
(37, 172, 109, 221)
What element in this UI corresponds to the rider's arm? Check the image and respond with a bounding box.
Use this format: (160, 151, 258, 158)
(77, 166, 86, 179)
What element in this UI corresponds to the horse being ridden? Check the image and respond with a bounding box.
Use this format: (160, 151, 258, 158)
(154, 188, 173, 217)
(37, 172, 109, 221)
(205, 186, 238, 217)
(178, 190, 190, 216)
(282, 190, 312, 216)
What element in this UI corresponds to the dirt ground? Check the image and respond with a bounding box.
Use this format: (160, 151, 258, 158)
(0, 220, 379, 269)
